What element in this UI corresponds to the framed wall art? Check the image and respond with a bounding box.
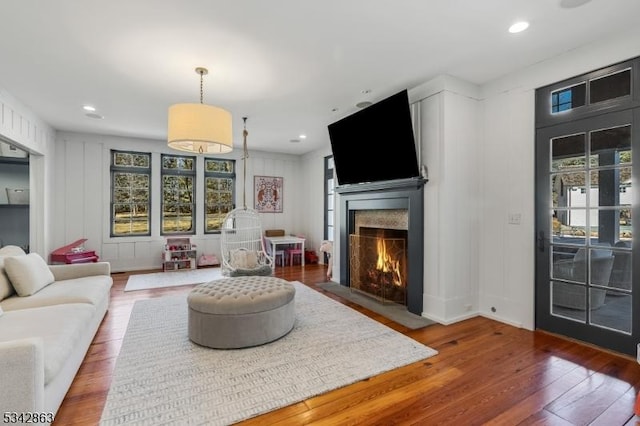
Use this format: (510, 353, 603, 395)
(254, 175, 283, 213)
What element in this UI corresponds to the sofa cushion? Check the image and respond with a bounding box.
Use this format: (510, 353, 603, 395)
(0, 275, 112, 312)
(0, 303, 95, 384)
(0, 305, 3, 316)
(4, 253, 55, 297)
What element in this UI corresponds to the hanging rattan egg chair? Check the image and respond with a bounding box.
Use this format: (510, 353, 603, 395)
(219, 118, 274, 277)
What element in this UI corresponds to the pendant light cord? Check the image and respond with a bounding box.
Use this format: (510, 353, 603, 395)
(242, 117, 249, 209)
(199, 69, 204, 104)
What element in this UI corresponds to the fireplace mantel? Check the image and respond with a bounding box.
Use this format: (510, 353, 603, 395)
(336, 177, 426, 315)
(335, 177, 426, 195)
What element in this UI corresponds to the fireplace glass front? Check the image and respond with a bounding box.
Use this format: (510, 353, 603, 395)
(349, 227, 407, 305)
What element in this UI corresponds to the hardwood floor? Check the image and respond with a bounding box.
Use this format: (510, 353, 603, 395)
(54, 264, 640, 425)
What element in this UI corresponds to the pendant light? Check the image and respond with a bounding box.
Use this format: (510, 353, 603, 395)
(167, 67, 233, 154)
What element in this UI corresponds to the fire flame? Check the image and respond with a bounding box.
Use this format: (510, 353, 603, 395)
(376, 237, 403, 287)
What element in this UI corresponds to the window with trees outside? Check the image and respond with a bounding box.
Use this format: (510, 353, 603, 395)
(204, 158, 236, 233)
(110, 150, 151, 237)
(161, 154, 196, 235)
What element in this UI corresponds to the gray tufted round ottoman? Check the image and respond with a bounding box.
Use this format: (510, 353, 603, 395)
(187, 276, 296, 349)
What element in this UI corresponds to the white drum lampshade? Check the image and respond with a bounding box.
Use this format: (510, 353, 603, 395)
(167, 103, 233, 154)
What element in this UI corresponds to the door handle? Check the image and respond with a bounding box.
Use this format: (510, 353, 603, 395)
(538, 231, 546, 252)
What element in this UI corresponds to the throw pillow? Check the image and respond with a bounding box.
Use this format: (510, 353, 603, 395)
(4, 253, 55, 297)
(0, 245, 27, 301)
(244, 250, 258, 269)
(0, 245, 27, 257)
(230, 249, 259, 270)
(0, 256, 16, 301)
(230, 249, 248, 269)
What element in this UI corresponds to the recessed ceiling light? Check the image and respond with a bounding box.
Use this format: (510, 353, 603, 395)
(299, 134, 307, 139)
(83, 105, 96, 112)
(85, 113, 104, 119)
(331, 108, 339, 112)
(289, 139, 301, 143)
(508, 21, 529, 33)
(356, 101, 372, 108)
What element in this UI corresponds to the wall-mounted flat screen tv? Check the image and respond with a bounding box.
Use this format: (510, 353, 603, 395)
(327, 89, 419, 186)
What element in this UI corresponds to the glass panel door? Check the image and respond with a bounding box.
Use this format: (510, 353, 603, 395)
(536, 109, 639, 355)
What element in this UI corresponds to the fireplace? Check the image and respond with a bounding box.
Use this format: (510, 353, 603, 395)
(350, 227, 408, 305)
(336, 177, 426, 315)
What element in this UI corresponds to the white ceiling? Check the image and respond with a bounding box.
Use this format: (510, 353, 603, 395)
(1, 0, 639, 155)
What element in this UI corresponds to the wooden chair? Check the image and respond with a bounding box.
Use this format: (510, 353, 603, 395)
(286, 234, 305, 266)
(263, 235, 286, 267)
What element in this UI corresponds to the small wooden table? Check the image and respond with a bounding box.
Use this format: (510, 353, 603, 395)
(264, 236, 305, 269)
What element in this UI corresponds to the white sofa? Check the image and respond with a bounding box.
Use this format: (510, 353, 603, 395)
(0, 245, 112, 421)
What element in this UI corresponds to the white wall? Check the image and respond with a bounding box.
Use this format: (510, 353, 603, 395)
(479, 86, 535, 329)
(478, 27, 640, 330)
(0, 87, 56, 257)
(52, 132, 307, 272)
(407, 76, 482, 324)
(300, 145, 334, 264)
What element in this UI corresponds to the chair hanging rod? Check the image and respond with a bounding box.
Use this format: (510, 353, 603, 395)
(242, 117, 249, 209)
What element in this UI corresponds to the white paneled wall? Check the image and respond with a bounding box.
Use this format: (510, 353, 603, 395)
(478, 88, 535, 329)
(52, 132, 305, 272)
(478, 27, 640, 330)
(249, 153, 298, 231)
(300, 147, 333, 264)
(410, 77, 482, 324)
(419, 93, 444, 319)
(441, 90, 481, 319)
(0, 87, 56, 257)
(0, 89, 51, 156)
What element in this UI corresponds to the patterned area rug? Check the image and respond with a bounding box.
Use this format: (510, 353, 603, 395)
(123, 267, 223, 291)
(100, 282, 437, 425)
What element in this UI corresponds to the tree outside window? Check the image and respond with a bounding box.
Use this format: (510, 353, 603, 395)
(111, 150, 151, 236)
(204, 158, 235, 233)
(161, 154, 196, 234)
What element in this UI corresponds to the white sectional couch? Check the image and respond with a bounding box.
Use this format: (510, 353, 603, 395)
(0, 245, 112, 421)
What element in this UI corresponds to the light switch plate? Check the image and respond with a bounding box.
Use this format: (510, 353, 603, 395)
(508, 213, 521, 225)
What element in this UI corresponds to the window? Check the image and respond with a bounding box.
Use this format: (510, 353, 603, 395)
(204, 158, 236, 233)
(538, 58, 639, 127)
(549, 69, 632, 115)
(110, 150, 151, 237)
(324, 155, 335, 243)
(590, 68, 631, 104)
(161, 154, 196, 234)
(551, 83, 586, 113)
